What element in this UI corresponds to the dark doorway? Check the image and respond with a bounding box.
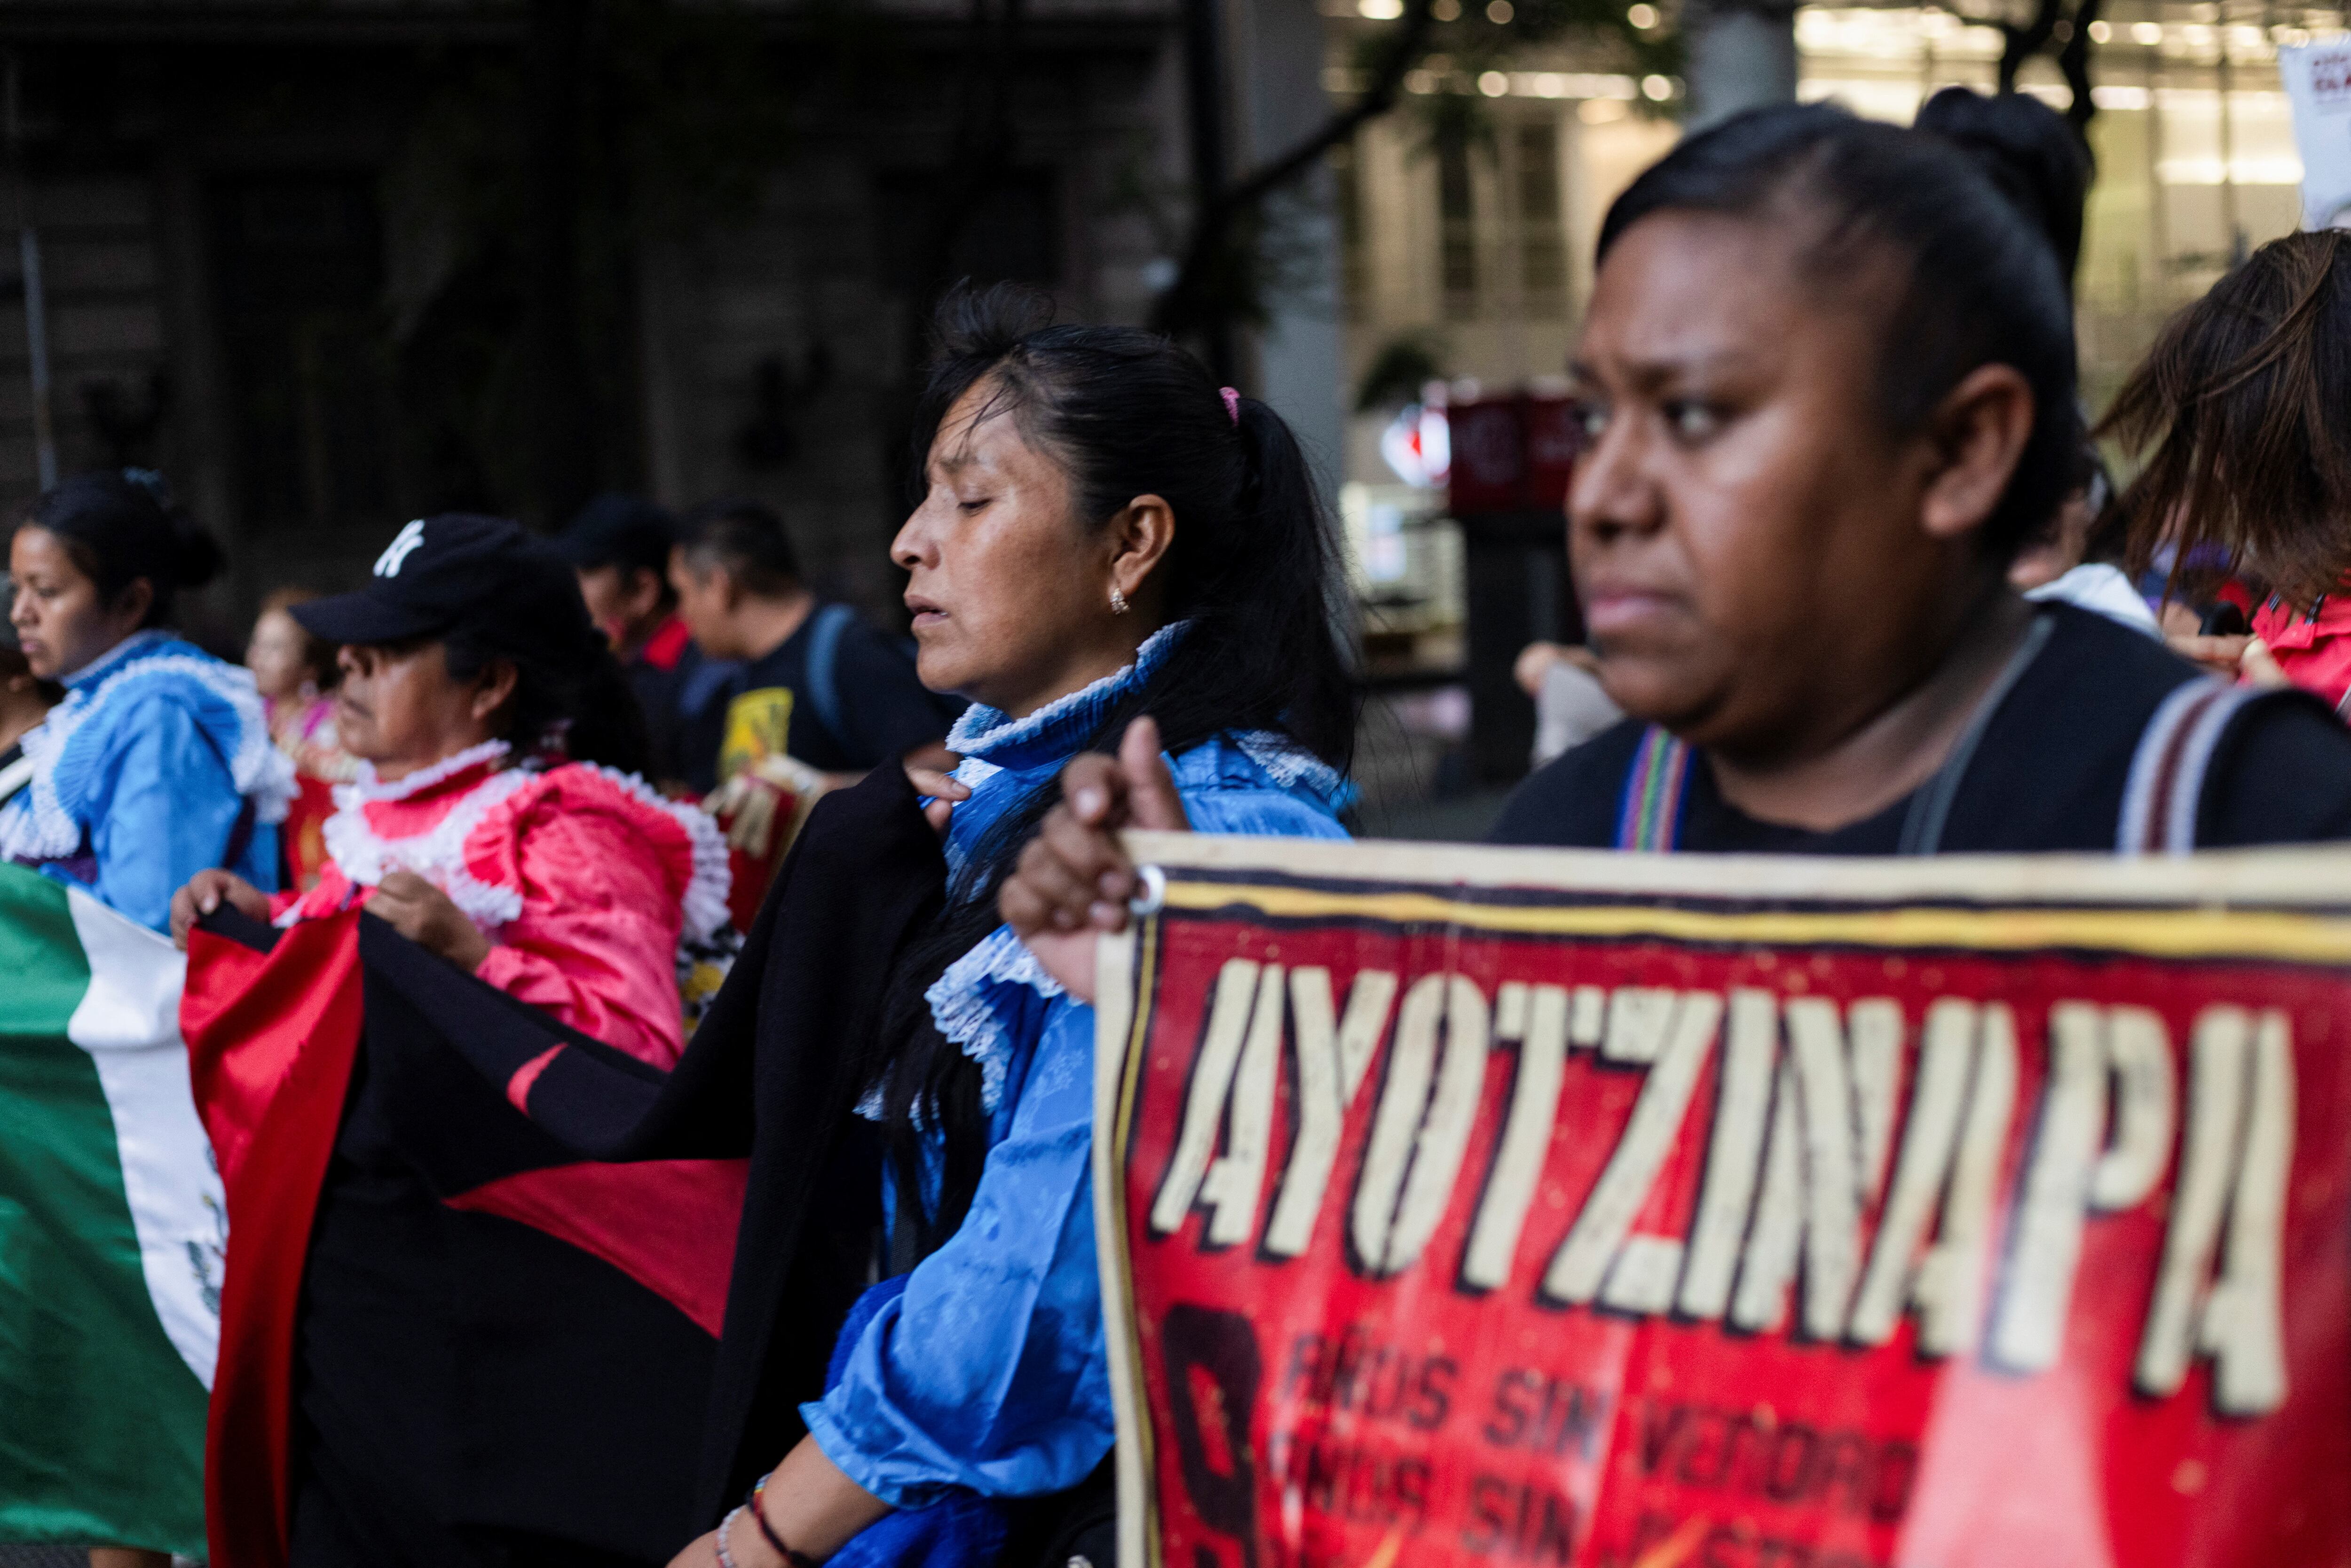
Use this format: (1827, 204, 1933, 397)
(875, 166, 1064, 293)
(206, 173, 401, 538)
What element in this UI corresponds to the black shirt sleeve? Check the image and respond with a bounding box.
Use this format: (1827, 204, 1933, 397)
(627, 658, 690, 786)
(1483, 720, 1647, 846)
(829, 622, 950, 769)
(2200, 692, 2351, 846)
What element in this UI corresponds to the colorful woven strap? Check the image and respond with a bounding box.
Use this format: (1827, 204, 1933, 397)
(1615, 725, 1690, 852)
(2116, 679, 2259, 855)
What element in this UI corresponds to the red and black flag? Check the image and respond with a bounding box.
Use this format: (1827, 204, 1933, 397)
(184, 768, 946, 1568)
(183, 908, 747, 1568)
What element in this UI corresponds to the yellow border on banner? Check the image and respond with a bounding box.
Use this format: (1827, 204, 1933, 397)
(1096, 919, 1161, 1568)
(1152, 880, 2351, 962)
(1120, 828, 2351, 912)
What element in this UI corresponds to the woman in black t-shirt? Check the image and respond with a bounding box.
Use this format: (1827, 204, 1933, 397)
(990, 104, 2351, 989)
(1475, 104, 2351, 855)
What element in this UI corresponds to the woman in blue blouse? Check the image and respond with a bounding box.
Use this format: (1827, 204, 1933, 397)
(672, 292, 1357, 1568)
(2, 471, 289, 931)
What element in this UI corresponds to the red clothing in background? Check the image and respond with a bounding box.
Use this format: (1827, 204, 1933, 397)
(638, 614, 692, 673)
(271, 740, 727, 1067)
(2253, 591, 2351, 715)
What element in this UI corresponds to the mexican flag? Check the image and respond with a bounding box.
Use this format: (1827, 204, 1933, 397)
(0, 862, 219, 1556)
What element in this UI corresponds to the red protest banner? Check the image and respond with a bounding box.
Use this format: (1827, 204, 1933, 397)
(1094, 836, 2351, 1568)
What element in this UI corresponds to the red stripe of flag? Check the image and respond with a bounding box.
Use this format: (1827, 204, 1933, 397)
(181, 913, 367, 1568)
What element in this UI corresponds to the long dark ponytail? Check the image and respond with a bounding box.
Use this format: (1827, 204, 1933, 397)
(868, 284, 1357, 1251)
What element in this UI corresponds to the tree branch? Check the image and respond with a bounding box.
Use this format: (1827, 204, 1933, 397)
(1996, 0, 2065, 93)
(2057, 0, 2104, 134)
(1228, 0, 1438, 213)
(1149, 0, 1438, 339)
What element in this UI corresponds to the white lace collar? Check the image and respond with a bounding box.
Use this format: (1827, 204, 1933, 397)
(944, 621, 1190, 764)
(314, 752, 734, 944)
(319, 762, 533, 930)
(344, 740, 513, 804)
(58, 628, 169, 689)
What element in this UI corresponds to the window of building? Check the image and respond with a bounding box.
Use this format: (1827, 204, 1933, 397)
(1437, 138, 1478, 319)
(875, 168, 1063, 293)
(1334, 143, 1368, 323)
(207, 173, 399, 533)
(1515, 121, 1567, 317)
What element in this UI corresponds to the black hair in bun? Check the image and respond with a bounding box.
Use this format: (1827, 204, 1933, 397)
(1915, 87, 2092, 286)
(16, 469, 224, 628)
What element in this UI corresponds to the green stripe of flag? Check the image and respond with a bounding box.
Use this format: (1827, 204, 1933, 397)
(0, 864, 213, 1556)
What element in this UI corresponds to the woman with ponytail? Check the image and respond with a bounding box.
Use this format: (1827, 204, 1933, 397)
(670, 288, 1356, 1568)
(3, 470, 292, 931)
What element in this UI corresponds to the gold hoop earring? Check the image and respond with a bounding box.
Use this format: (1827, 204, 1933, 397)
(1109, 586, 1131, 615)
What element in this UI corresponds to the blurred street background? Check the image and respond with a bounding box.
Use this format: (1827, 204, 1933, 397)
(0, 0, 2332, 852)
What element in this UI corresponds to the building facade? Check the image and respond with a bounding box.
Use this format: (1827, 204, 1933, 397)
(1329, 0, 2342, 734)
(0, 0, 1328, 639)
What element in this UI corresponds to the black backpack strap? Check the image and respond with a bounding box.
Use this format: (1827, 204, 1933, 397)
(2116, 678, 2262, 854)
(803, 602, 858, 755)
(1896, 612, 2055, 856)
(221, 795, 258, 872)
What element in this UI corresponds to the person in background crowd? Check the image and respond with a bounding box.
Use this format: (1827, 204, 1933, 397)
(995, 106, 2351, 985)
(2007, 448, 2160, 634)
(666, 288, 1356, 1568)
(672, 500, 953, 788)
(246, 585, 357, 887)
(1514, 639, 1625, 767)
(556, 491, 711, 791)
(2104, 229, 2351, 710)
(0, 616, 62, 810)
(172, 513, 730, 1560)
(249, 586, 346, 763)
(671, 498, 954, 924)
(1, 470, 290, 934)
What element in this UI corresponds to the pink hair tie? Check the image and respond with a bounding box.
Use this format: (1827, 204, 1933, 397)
(1220, 386, 1241, 426)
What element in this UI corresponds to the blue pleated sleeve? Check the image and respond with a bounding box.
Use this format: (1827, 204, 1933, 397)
(803, 739, 1349, 1507)
(63, 685, 278, 932)
(804, 995, 1107, 1507)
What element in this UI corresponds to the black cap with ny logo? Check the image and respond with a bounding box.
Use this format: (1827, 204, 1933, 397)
(291, 513, 602, 663)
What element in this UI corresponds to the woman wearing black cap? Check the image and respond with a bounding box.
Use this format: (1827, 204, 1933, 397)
(174, 511, 728, 1063)
(2, 470, 292, 932)
(171, 513, 733, 1561)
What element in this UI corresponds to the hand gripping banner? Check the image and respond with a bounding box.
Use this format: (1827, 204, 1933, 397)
(1092, 835, 2351, 1568)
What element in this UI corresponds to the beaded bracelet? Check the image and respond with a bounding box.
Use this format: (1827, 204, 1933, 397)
(713, 1505, 747, 1568)
(748, 1474, 823, 1568)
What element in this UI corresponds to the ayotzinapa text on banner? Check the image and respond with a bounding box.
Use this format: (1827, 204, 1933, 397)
(1095, 834, 2351, 1568)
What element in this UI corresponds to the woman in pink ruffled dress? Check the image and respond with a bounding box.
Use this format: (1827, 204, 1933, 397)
(172, 514, 732, 1560)
(177, 511, 727, 1066)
